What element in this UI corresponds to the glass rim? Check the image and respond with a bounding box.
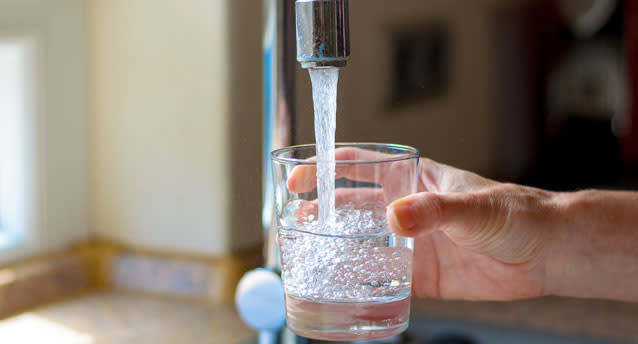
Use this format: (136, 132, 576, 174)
(271, 142, 420, 165)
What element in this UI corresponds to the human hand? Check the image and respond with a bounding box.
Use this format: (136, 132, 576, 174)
(288, 148, 559, 301)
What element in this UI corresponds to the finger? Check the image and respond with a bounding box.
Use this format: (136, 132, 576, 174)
(287, 164, 386, 194)
(292, 188, 386, 221)
(287, 147, 402, 193)
(334, 187, 386, 207)
(333, 146, 393, 162)
(287, 148, 490, 195)
(333, 147, 394, 185)
(300, 188, 386, 208)
(386, 191, 502, 240)
(287, 164, 317, 193)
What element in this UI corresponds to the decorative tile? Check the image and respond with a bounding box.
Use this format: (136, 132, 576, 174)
(110, 254, 212, 297)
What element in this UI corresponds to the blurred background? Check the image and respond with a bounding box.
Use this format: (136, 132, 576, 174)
(0, 0, 637, 343)
(296, 0, 638, 192)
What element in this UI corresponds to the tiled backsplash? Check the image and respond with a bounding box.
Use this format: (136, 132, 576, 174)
(0, 242, 260, 318)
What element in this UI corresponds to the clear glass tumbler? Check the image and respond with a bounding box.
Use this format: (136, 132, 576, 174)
(271, 143, 419, 341)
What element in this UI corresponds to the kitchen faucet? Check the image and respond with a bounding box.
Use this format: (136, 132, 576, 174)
(236, 0, 350, 343)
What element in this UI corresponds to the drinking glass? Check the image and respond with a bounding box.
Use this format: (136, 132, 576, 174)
(271, 143, 419, 341)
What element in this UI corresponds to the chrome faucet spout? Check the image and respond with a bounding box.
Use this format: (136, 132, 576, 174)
(296, 0, 350, 69)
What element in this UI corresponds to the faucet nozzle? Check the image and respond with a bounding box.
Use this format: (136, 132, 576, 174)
(295, 0, 350, 69)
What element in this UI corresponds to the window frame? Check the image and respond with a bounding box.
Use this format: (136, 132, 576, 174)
(0, 28, 44, 263)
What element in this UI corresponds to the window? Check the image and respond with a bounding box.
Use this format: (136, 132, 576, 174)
(0, 36, 37, 251)
(0, 3, 87, 263)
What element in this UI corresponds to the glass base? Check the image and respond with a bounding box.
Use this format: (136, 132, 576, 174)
(288, 321, 408, 342)
(285, 294, 410, 342)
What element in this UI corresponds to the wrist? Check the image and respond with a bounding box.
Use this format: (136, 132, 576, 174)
(542, 190, 638, 301)
(542, 190, 584, 297)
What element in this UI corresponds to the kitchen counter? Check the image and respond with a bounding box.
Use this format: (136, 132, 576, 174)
(1, 291, 637, 343)
(0, 291, 256, 344)
(412, 296, 638, 343)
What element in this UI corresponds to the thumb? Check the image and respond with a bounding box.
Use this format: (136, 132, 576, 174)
(386, 191, 499, 239)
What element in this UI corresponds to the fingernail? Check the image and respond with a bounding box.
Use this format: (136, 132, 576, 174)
(388, 199, 418, 234)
